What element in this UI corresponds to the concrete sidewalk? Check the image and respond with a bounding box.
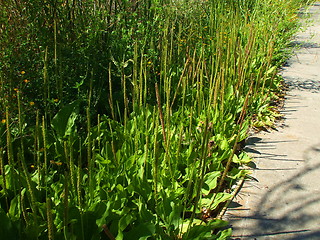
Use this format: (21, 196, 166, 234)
(226, 3, 320, 240)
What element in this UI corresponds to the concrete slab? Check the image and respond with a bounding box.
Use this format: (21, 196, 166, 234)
(225, 3, 320, 240)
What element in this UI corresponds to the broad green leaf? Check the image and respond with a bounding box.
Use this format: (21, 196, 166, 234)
(207, 219, 229, 229)
(220, 138, 229, 150)
(254, 120, 265, 128)
(94, 202, 110, 227)
(8, 194, 21, 221)
(266, 65, 277, 75)
(202, 171, 220, 195)
(0, 208, 16, 239)
(117, 213, 135, 239)
(201, 193, 232, 209)
(116, 231, 124, 240)
(263, 115, 273, 126)
(238, 152, 252, 164)
(229, 168, 251, 179)
(124, 222, 156, 240)
(225, 85, 234, 101)
(216, 227, 232, 239)
(51, 100, 80, 139)
(95, 153, 111, 165)
(182, 224, 213, 240)
(232, 154, 240, 164)
(169, 201, 182, 229)
(239, 120, 249, 141)
(75, 211, 100, 240)
(136, 202, 155, 222)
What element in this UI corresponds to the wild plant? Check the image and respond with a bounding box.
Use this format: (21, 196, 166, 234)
(0, 0, 312, 239)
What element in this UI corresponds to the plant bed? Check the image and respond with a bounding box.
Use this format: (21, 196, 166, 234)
(0, 0, 313, 239)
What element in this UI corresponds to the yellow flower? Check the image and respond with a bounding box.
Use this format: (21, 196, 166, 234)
(50, 160, 63, 166)
(21, 71, 25, 75)
(30, 164, 35, 169)
(54, 98, 59, 102)
(24, 79, 30, 83)
(14, 88, 19, 92)
(1, 119, 5, 124)
(29, 101, 35, 106)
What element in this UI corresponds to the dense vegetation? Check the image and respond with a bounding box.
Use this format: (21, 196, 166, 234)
(0, 0, 312, 239)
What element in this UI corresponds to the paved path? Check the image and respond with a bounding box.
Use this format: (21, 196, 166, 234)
(226, 3, 320, 240)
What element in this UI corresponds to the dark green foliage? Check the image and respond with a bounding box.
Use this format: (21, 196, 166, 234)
(0, 0, 312, 239)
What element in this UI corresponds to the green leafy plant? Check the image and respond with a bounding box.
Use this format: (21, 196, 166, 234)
(0, 0, 312, 239)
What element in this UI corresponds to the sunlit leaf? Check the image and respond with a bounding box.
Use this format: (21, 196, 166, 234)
(51, 100, 80, 139)
(202, 171, 221, 195)
(201, 193, 232, 209)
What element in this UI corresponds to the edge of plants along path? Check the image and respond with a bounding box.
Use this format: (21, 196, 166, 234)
(225, 2, 320, 239)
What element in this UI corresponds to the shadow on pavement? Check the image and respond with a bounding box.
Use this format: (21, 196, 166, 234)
(284, 77, 320, 92)
(288, 40, 320, 49)
(229, 142, 320, 239)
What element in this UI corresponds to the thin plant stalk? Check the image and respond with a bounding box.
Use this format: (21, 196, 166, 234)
(42, 116, 48, 196)
(0, 149, 8, 209)
(47, 197, 55, 240)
